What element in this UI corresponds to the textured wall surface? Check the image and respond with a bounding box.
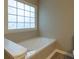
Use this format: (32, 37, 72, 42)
(39, 0, 74, 52)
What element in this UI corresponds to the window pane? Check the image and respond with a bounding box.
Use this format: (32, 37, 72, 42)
(8, 23, 16, 29)
(8, 0, 36, 29)
(8, 15, 16, 22)
(25, 4, 30, 11)
(18, 16, 24, 22)
(25, 11, 30, 17)
(8, 7, 16, 14)
(17, 23, 24, 29)
(18, 9, 24, 16)
(17, 2, 24, 9)
(31, 18, 35, 22)
(25, 17, 30, 22)
(31, 23, 35, 28)
(25, 23, 30, 28)
(31, 12, 35, 17)
(31, 7, 35, 12)
(8, 0, 16, 7)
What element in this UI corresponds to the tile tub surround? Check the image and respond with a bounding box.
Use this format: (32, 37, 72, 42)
(18, 37, 57, 59)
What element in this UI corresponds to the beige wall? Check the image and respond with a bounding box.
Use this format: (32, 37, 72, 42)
(39, 0, 74, 52)
(4, 0, 39, 42)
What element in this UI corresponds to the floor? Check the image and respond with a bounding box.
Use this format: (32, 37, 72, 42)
(51, 52, 74, 59)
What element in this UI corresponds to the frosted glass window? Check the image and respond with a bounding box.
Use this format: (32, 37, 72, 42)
(25, 5, 30, 11)
(31, 18, 35, 22)
(25, 11, 30, 17)
(25, 17, 30, 22)
(31, 12, 35, 17)
(18, 16, 24, 22)
(25, 23, 30, 28)
(17, 2, 24, 9)
(8, 0, 16, 7)
(31, 23, 35, 28)
(8, 23, 16, 29)
(31, 7, 35, 12)
(8, 15, 16, 22)
(17, 23, 24, 29)
(8, 0, 36, 30)
(8, 7, 16, 14)
(18, 9, 24, 16)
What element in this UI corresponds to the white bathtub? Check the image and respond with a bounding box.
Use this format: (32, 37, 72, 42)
(18, 37, 56, 59)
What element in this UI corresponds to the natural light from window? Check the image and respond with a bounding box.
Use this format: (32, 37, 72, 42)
(8, 0, 36, 29)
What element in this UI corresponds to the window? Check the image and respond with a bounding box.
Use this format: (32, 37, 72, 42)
(8, 0, 36, 29)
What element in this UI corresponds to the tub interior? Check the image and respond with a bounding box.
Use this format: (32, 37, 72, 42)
(18, 37, 56, 52)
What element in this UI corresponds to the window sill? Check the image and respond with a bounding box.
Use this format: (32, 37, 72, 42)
(8, 28, 37, 34)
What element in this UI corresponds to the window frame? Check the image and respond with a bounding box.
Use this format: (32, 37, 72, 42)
(8, 0, 37, 32)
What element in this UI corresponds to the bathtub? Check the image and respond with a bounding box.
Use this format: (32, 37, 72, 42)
(18, 37, 56, 59)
